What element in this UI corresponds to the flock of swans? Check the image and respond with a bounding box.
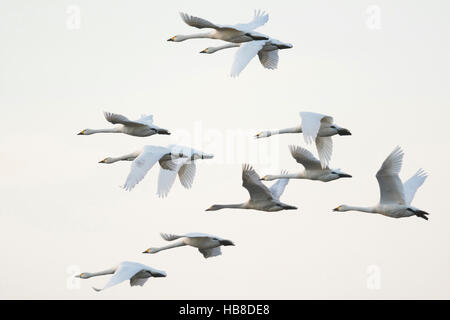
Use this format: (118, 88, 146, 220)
(74, 11, 430, 292)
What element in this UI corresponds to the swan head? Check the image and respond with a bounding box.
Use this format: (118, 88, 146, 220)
(255, 131, 271, 139)
(76, 272, 92, 279)
(98, 157, 114, 164)
(77, 129, 94, 135)
(219, 239, 235, 246)
(260, 175, 276, 181)
(333, 205, 351, 212)
(193, 152, 214, 160)
(200, 47, 216, 54)
(142, 248, 159, 254)
(167, 35, 186, 42)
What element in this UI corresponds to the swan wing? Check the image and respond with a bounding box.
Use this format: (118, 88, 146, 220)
(123, 146, 169, 191)
(130, 275, 149, 287)
(289, 145, 322, 170)
(300, 112, 333, 144)
(403, 169, 428, 205)
(179, 12, 219, 29)
(198, 246, 222, 258)
(93, 262, 142, 292)
(135, 114, 154, 126)
(315, 136, 333, 169)
(269, 170, 289, 200)
(231, 10, 269, 32)
(157, 158, 190, 197)
(178, 161, 197, 189)
(160, 233, 183, 241)
(183, 232, 220, 239)
(376, 146, 406, 205)
(103, 111, 145, 127)
(231, 40, 267, 77)
(258, 49, 278, 69)
(242, 164, 273, 201)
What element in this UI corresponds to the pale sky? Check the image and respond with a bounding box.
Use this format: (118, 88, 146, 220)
(1, 0, 449, 299)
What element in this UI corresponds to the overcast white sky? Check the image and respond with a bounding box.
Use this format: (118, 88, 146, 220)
(1, 0, 449, 299)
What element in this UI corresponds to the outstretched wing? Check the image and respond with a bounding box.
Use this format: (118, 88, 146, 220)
(269, 170, 289, 200)
(135, 114, 154, 126)
(179, 12, 219, 29)
(157, 158, 190, 198)
(232, 10, 269, 32)
(103, 111, 145, 127)
(93, 263, 142, 292)
(376, 146, 405, 205)
(299, 112, 333, 144)
(242, 164, 273, 201)
(160, 233, 183, 241)
(198, 247, 222, 258)
(258, 50, 278, 69)
(403, 169, 428, 205)
(123, 146, 169, 191)
(315, 136, 333, 169)
(231, 40, 267, 77)
(289, 145, 322, 170)
(178, 162, 197, 189)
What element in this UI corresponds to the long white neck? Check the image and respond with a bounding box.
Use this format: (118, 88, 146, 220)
(210, 43, 241, 52)
(89, 128, 121, 134)
(265, 173, 303, 181)
(179, 32, 212, 41)
(151, 240, 186, 253)
(261, 127, 302, 137)
(209, 203, 247, 210)
(344, 205, 377, 213)
(109, 151, 140, 163)
(86, 267, 116, 278)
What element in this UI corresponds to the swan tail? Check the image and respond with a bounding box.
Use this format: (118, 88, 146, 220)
(281, 203, 297, 210)
(414, 209, 430, 220)
(245, 33, 269, 40)
(156, 128, 171, 135)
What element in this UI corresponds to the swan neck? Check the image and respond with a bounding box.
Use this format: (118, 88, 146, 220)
(216, 204, 246, 209)
(268, 173, 301, 180)
(91, 128, 120, 134)
(346, 205, 376, 213)
(153, 240, 186, 252)
(212, 43, 240, 52)
(88, 267, 116, 278)
(276, 127, 302, 135)
(182, 32, 211, 40)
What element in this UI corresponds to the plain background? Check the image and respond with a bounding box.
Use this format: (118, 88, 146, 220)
(0, 0, 449, 299)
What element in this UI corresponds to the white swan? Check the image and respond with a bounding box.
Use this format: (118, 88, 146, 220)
(333, 146, 429, 220)
(143, 233, 235, 259)
(168, 10, 269, 43)
(261, 145, 352, 182)
(206, 164, 297, 212)
(200, 39, 293, 77)
(76, 261, 166, 292)
(78, 112, 170, 137)
(255, 112, 351, 168)
(99, 145, 213, 195)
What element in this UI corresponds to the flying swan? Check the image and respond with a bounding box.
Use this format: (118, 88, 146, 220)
(98, 145, 213, 196)
(200, 39, 293, 77)
(206, 164, 297, 212)
(333, 146, 429, 220)
(76, 261, 166, 292)
(261, 145, 352, 182)
(168, 10, 269, 43)
(78, 111, 170, 137)
(143, 233, 235, 259)
(255, 112, 351, 168)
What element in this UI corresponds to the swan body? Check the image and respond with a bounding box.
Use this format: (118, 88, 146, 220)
(168, 10, 269, 43)
(255, 112, 351, 168)
(99, 145, 213, 195)
(143, 233, 235, 259)
(78, 112, 170, 137)
(206, 164, 297, 212)
(200, 39, 293, 77)
(262, 145, 352, 182)
(333, 146, 429, 220)
(76, 261, 166, 292)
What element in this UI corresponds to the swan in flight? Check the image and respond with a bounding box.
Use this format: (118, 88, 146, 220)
(143, 233, 235, 259)
(200, 39, 293, 77)
(99, 145, 213, 195)
(261, 145, 352, 182)
(77, 112, 170, 137)
(333, 146, 429, 220)
(255, 112, 351, 168)
(76, 261, 166, 292)
(206, 164, 297, 212)
(168, 10, 269, 43)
